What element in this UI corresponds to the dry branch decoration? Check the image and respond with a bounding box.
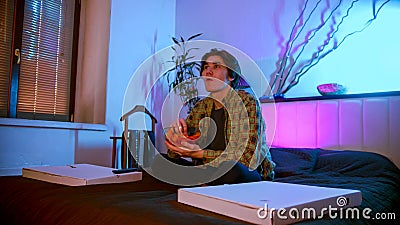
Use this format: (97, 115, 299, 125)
(269, 0, 391, 97)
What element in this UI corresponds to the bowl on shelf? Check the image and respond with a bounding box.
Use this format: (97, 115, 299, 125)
(317, 83, 346, 96)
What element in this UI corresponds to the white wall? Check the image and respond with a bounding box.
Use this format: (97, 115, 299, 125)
(176, 0, 400, 97)
(0, 123, 75, 174)
(76, 0, 176, 165)
(105, 0, 176, 159)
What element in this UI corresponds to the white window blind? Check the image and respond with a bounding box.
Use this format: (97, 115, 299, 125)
(18, 0, 75, 121)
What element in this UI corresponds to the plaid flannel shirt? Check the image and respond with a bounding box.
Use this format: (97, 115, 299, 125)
(168, 89, 275, 180)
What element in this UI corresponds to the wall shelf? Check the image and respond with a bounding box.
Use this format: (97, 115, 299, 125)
(260, 91, 400, 103)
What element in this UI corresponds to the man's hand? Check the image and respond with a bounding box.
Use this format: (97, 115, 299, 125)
(165, 118, 200, 146)
(165, 140, 204, 159)
(165, 118, 187, 146)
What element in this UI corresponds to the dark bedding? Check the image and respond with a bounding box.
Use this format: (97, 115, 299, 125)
(271, 148, 400, 225)
(1, 148, 399, 225)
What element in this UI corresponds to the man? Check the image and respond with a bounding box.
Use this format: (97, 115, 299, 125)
(161, 48, 275, 185)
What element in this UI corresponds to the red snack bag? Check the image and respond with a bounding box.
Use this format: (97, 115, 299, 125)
(184, 132, 201, 141)
(166, 130, 201, 147)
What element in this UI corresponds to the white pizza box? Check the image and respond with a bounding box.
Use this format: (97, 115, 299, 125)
(178, 181, 362, 225)
(22, 164, 142, 186)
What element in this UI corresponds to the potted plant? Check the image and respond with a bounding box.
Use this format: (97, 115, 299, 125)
(164, 33, 203, 113)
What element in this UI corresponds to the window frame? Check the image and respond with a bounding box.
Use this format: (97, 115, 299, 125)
(1, 0, 80, 122)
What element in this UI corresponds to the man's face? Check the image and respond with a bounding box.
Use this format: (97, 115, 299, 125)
(201, 55, 232, 93)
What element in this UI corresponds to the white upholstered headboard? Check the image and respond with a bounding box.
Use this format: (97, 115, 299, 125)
(261, 94, 400, 168)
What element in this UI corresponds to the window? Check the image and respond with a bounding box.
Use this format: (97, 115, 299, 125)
(0, 0, 79, 122)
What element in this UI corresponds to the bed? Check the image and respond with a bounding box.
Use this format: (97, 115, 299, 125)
(1, 148, 399, 225)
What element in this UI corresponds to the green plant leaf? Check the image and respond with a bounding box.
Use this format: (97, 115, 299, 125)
(165, 34, 203, 112)
(188, 33, 203, 41)
(172, 37, 181, 47)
